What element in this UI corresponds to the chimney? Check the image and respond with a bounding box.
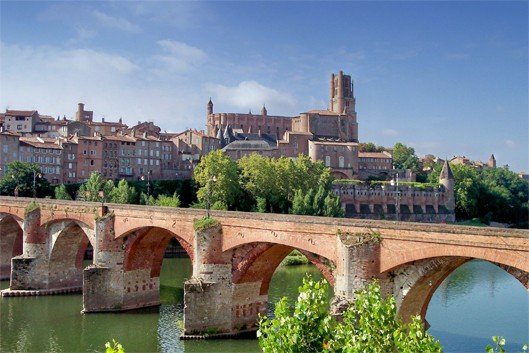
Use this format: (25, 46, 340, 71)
(102, 118, 105, 123)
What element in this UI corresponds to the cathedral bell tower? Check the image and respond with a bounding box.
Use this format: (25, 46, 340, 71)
(329, 71, 355, 116)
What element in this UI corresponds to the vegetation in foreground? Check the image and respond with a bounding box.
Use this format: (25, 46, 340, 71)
(258, 277, 528, 353)
(258, 278, 443, 353)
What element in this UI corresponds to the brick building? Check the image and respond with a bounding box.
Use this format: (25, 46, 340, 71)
(208, 70, 360, 178)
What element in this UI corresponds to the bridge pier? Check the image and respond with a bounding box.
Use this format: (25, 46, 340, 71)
(9, 207, 52, 291)
(83, 212, 125, 312)
(333, 230, 381, 303)
(183, 221, 265, 336)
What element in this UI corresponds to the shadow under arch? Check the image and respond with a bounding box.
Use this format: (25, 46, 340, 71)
(230, 242, 336, 330)
(48, 220, 95, 289)
(0, 215, 23, 280)
(121, 226, 193, 310)
(384, 256, 529, 324)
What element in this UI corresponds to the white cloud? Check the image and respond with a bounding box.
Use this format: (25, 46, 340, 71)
(382, 129, 399, 136)
(505, 139, 516, 148)
(205, 81, 297, 112)
(74, 26, 97, 41)
(92, 10, 141, 33)
(0, 42, 202, 132)
(152, 40, 207, 74)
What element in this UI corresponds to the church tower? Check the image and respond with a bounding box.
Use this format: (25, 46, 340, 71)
(207, 98, 214, 116)
(329, 71, 356, 115)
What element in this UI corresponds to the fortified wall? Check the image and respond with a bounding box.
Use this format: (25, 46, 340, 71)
(334, 160, 456, 223)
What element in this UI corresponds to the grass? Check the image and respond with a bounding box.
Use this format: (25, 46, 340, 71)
(456, 218, 488, 227)
(193, 216, 220, 232)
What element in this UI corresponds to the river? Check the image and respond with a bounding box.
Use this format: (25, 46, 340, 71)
(1, 259, 527, 353)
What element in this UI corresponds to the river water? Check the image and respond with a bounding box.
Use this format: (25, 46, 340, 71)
(1, 259, 527, 353)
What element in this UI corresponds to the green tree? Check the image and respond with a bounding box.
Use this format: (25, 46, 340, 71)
(54, 184, 72, 200)
(428, 163, 528, 224)
(193, 150, 241, 210)
(77, 172, 114, 202)
(153, 193, 181, 207)
(392, 142, 420, 171)
(258, 278, 442, 353)
(0, 161, 52, 197)
(358, 142, 385, 153)
(109, 179, 137, 204)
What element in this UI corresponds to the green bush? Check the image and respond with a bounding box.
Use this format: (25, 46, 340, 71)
(258, 277, 442, 353)
(281, 250, 309, 266)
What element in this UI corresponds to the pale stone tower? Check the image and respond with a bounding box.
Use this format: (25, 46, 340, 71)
(329, 70, 356, 115)
(488, 154, 496, 168)
(439, 160, 455, 213)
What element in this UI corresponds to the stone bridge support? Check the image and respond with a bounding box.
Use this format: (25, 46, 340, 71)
(9, 206, 51, 291)
(83, 211, 125, 312)
(184, 223, 237, 335)
(332, 230, 382, 313)
(0, 217, 22, 280)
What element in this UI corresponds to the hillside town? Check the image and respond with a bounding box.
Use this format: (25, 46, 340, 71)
(0, 71, 507, 186)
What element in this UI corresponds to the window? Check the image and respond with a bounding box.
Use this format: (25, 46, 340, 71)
(2, 145, 7, 153)
(339, 156, 345, 168)
(325, 156, 331, 167)
(68, 163, 73, 169)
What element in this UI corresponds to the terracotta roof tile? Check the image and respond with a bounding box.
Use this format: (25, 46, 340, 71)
(5, 110, 38, 117)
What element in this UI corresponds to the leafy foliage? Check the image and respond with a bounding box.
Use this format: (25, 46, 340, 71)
(358, 142, 386, 153)
(109, 179, 137, 204)
(193, 150, 242, 209)
(105, 339, 125, 353)
(54, 184, 72, 200)
(428, 164, 528, 225)
(0, 161, 52, 197)
(76, 172, 113, 202)
(258, 278, 442, 353)
(392, 142, 420, 171)
(258, 277, 333, 353)
(486, 336, 528, 353)
(238, 154, 342, 216)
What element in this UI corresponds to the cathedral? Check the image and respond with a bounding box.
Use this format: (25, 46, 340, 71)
(206, 71, 360, 178)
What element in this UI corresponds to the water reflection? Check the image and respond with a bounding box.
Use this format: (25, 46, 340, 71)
(0, 258, 527, 353)
(427, 260, 529, 353)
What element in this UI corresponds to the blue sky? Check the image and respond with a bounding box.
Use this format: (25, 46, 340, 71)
(1, 1, 527, 172)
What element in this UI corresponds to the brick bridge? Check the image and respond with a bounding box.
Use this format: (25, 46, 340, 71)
(1, 196, 528, 336)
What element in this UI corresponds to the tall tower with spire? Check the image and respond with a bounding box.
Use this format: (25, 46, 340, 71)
(207, 98, 214, 116)
(329, 70, 356, 115)
(439, 160, 455, 213)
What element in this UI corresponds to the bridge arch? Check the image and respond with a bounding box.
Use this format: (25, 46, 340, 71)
(47, 220, 95, 289)
(228, 241, 336, 330)
(383, 254, 529, 323)
(121, 226, 193, 310)
(0, 215, 23, 280)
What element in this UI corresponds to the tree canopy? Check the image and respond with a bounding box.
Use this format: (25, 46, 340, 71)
(358, 142, 386, 153)
(392, 142, 420, 171)
(0, 161, 52, 197)
(428, 164, 528, 225)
